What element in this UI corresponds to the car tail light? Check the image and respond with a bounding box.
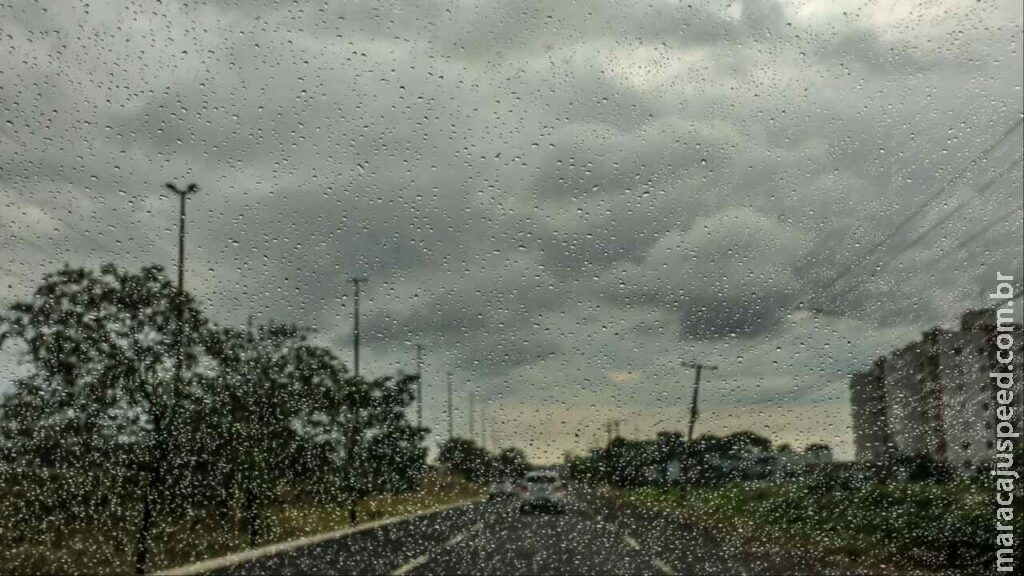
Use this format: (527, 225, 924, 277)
(554, 483, 566, 494)
(516, 483, 528, 494)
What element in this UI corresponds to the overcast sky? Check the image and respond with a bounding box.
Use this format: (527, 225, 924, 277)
(2, 0, 1022, 462)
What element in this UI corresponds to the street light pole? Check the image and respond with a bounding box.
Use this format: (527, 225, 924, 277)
(164, 182, 198, 397)
(351, 277, 367, 377)
(446, 371, 453, 440)
(481, 401, 487, 451)
(684, 361, 718, 442)
(414, 344, 423, 428)
(135, 182, 197, 576)
(469, 393, 475, 443)
(347, 276, 367, 526)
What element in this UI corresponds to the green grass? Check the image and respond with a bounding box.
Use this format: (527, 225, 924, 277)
(0, 475, 483, 575)
(615, 481, 991, 573)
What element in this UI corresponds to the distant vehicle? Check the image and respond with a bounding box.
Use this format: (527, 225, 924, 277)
(517, 470, 567, 514)
(488, 479, 515, 500)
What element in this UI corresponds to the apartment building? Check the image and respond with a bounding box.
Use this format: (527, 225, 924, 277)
(849, 308, 1022, 472)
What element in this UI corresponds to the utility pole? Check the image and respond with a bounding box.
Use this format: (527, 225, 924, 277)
(481, 401, 487, 451)
(446, 371, 454, 440)
(606, 419, 622, 445)
(414, 344, 423, 428)
(684, 361, 718, 442)
(468, 393, 475, 443)
(351, 277, 367, 376)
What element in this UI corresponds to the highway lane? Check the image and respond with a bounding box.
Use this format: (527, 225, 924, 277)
(217, 502, 490, 575)
(214, 489, 859, 575)
(393, 499, 677, 575)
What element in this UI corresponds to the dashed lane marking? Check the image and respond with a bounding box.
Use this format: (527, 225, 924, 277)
(389, 553, 430, 576)
(652, 558, 677, 575)
(623, 535, 640, 549)
(391, 521, 485, 575)
(444, 522, 484, 546)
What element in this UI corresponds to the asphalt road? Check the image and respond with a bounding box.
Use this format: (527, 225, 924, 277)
(216, 490, 867, 575)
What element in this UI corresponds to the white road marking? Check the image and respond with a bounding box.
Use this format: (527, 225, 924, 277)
(389, 554, 431, 576)
(444, 522, 484, 546)
(652, 558, 677, 575)
(158, 497, 486, 576)
(391, 521, 485, 575)
(623, 535, 640, 549)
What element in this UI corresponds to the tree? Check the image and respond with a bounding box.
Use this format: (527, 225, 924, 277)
(804, 443, 834, 463)
(604, 438, 657, 487)
(723, 431, 773, 454)
(202, 322, 343, 545)
(0, 264, 209, 574)
(366, 422, 428, 494)
(495, 447, 529, 479)
(438, 438, 494, 483)
(0, 263, 430, 572)
(357, 373, 427, 496)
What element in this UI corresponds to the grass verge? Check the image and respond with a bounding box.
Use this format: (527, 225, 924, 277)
(0, 474, 483, 575)
(612, 481, 991, 574)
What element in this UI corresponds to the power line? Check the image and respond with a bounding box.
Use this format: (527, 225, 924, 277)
(905, 157, 1021, 247)
(828, 156, 1022, 303)
(918, 204, 1023, 268)
(813, 118, 1022, 304)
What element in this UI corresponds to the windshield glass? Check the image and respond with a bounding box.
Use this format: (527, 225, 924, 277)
(1, 1, 1021, 575)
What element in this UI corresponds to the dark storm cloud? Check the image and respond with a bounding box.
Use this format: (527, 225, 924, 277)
(2, 0, 1022, 460)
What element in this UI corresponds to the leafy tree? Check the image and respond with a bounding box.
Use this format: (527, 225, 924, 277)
(0, 264, 208, 574)
(494, 447, 529, 479)
(366, 421, 428, 494)
(604, 438, 657, 487)
(723, 431, 773, 454)
(201, 322, 344, 545)
(438, 438, 494, 483)
(564, 451, 603, 485)
(355, 373, 427, 497)
(0, 263, 430, 572)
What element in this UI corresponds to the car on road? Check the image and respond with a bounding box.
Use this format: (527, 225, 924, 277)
(487, 479, 515, 500)
(517, 470, 567, 514)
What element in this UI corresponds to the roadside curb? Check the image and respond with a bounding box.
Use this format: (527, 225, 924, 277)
(157, 496, 486, 575)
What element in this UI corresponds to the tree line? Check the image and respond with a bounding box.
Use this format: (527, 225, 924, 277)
(0, 264, 426, 574)
(437, 438, 530, 483)
(566, 430, 835, 487)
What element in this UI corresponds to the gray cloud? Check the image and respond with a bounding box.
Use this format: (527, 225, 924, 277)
(2, 0, 1022, 461)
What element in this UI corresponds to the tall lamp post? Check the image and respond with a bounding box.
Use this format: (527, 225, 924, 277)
(164, 182, 199, 398)
(414, 344, 424, 428)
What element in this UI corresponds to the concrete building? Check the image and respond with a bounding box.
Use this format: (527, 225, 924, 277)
(933, 329, 993, 471)
(849, 308, 1023, 473)
(848, 360, 890, 461)
(881, 337, 945, 458)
